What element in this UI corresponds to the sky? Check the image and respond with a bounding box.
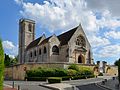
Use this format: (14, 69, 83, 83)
(0, 0, 120, 65)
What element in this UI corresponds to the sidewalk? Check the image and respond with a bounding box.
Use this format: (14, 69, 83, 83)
(4, 87, 17, 90)
(4, 84, 17, 90)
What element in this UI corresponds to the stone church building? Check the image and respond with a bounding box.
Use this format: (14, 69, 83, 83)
(19, 19, 94, 64)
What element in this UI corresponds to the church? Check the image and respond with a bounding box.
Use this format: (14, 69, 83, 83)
(19, 18, 94, 64)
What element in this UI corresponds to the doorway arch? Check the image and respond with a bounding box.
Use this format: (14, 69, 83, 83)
(78, 55, 82, 63)
(78, 54, 85, 64)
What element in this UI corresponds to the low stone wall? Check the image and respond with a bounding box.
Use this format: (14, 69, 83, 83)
(106, 65, 118, 76)
(4, 63, 118, 80)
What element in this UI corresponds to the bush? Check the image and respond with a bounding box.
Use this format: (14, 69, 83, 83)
(54, 68, 67, 77)
(62, 76, 71, 81)
(67, 69, 77, 76)
(0, 39, 4, 90)
(26, 77, 47, 81)
(48, 77, 62, 84)
(98, 73, 103, 76)
(26, 65, 95, 81)
(68, 64, 79, 71)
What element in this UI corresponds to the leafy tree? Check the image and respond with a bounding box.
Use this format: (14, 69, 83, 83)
(4, 54, 18, 67)
(0, 38, 4, 90)
(115, 58, 120, 84)
(114, 59, 120, 66)
(4, 54, 11, 66)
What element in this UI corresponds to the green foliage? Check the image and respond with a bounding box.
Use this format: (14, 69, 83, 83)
(26, 68, 67, 78)
(114, 59, 120, 66)
(4, 54, 18, 67)
(117, 59, 120, 83)
(0, 39, 4, 90)
(26, 77, 47, 81)
(98, 72, 103, 76)
(68, 64, 79, 71)
(67, 69, 77, 76)
(48, 77, 62, 84)
(26, 65, 94, 81)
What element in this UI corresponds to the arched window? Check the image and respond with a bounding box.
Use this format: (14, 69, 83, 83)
(30, 52, 32, 57)
(39, 48, 41, 55)
(76, 35, 86, 47)
(52, 45, 59, 55)
(28, 23, 32, 32)
(34, 50, 36, 56)
(44, 46, 47, 54)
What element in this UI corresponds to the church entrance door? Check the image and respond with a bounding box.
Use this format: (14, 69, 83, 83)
(78, 55, 82, 63)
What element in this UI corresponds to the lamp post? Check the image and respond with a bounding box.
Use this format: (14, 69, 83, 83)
(11, 60, 14, 88)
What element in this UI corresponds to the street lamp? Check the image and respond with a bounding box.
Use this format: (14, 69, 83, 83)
(11, 60, 15, 88)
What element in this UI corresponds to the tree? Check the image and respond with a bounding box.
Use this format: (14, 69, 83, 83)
(0, 38, 4, 90)
(115, 58, 120, 84)
(114, 59, 120, 66)
(4, 54, 18, 67)
(4, 54, 11, 66)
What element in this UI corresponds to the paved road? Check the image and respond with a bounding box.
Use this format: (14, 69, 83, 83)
(4, 81, 51, 90)
(63, 78, 104, 86)
(76, 84, 105, 90)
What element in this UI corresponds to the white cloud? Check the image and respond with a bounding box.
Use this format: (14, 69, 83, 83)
(88, 36, 110, 48)
(2, 41, 18, 56)
(105, 30, 120, 39)
(19, 0, 85, 32)
(2, 41, 15, 49)
(14, 0, 23, 5)
(85, 0, 120, 17)
(98, 44, 120, 58)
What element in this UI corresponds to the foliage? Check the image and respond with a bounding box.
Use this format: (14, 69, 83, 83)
(68, 64, 79, 71)
(98, 72, 103, 76)
(114, 58, 120, 83)
(48, 77, 62, 84)
(67, 69, 77, 76)
(26, 68, 67, 77)
(26, 77, 47, 81)
(26, 65, 94, 81)
(0, 39, 4, 90)
(4, 54, 18, 67)
(114, 59, 120, 66)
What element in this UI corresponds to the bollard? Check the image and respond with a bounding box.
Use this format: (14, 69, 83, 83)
(102, 81, 105, 85)
(18, 85, 20, 90)
(12, 81, 14, 88)
(104, 79, 107, 82)
(113, 77, 115, 80)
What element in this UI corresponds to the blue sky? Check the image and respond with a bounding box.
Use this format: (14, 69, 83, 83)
(1, 0, 120, 65)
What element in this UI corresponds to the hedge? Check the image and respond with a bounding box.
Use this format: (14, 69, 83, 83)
(26, 64, 94, 82)
(26, 77, 47, 81)
(26, 68, 67, 77)
(48, 77, 62, 84)
(0, 39, 4, 90)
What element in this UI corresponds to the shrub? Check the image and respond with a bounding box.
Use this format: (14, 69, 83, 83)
(68, 64, 79, 71)
(98, 73, 103, 76)
(26, 77, 47, 81)
(67, 69, 77, 76)
(54, 68, 67, 77)
(48, 77, 62, 84)
(0, 39, 4, 90)
(62, 76, 70, 81)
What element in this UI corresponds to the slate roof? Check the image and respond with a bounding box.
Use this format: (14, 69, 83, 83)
(26, 26, 78, 50)
(26, 36, 42, 50)
(39, 36, 52, 45)
(57, 26, 78, 45)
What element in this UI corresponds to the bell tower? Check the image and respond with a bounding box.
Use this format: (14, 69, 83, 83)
(19, 18, 35, 63)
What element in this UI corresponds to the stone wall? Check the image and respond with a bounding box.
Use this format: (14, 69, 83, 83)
(4, 63, 118, 80)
